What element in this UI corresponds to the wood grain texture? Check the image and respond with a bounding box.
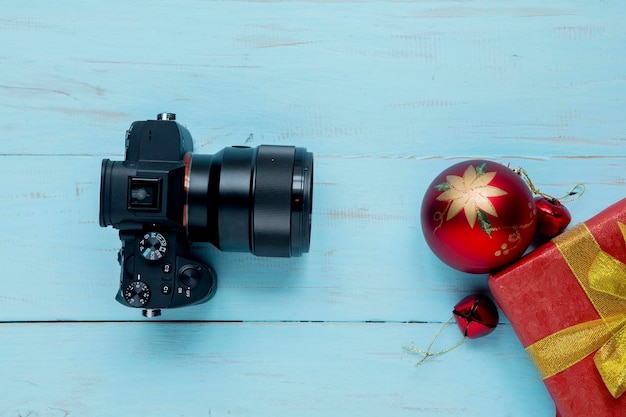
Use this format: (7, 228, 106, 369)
(1, 1, 625, 415)
(0, 322, 552, 417)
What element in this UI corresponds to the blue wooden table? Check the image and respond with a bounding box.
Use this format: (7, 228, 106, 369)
(2, 2, 625, 416)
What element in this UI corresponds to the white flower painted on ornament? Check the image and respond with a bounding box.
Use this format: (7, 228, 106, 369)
(434, 163, 508, 237)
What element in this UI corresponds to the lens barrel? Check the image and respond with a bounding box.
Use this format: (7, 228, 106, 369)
(186, 145, 313, 257)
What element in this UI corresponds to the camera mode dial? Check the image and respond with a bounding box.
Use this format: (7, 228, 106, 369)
(123, 281, 151, 306)
(138, 231, 168, 261)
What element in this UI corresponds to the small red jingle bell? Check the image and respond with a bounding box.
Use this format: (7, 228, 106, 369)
(404, 294, 499, 366)
(534, 196, 572, 239)
(515, 168, 584, 240)
(453, 294, 499, 339)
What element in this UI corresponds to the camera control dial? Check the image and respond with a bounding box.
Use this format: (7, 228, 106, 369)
(138, 231, 168, 261)
(123, 281, 151, 306)
(179, 266, 202, 289)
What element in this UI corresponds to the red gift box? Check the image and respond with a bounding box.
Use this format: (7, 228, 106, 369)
(489, 198, 626, 417)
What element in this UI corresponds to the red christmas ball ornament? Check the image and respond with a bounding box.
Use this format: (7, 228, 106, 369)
(421, 160, 537, 273)
(453, 294, 499, 339)
(534, 196, 572, 239)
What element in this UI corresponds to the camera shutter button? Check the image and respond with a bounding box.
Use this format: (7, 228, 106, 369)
(179, 266, 202, 289)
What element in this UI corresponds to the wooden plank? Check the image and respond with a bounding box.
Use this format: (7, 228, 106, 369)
(0, 2, 624, 158)
(0, 155, 622, 322)
(0, 321, 554, 417)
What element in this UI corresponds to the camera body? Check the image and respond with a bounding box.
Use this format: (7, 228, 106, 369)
(100, 113, 313, 317)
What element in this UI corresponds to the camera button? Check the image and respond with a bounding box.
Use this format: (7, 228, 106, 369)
(179, 266, 201, 289)
(161, 283, 172, 295)
(163, 263, 172, 274)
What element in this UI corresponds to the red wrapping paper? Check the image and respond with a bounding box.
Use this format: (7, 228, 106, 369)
(489, 198, 626, 417)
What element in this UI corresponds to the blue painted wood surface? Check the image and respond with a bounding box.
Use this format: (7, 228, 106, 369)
(1, 1, 625, 416)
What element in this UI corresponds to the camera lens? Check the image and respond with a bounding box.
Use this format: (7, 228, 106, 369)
(185, 145, 313, 257)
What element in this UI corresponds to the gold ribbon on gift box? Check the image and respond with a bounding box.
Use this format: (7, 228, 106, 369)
(526, 221, 626, 399)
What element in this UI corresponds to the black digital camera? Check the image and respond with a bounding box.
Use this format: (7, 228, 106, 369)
(99, 113, 314, 317)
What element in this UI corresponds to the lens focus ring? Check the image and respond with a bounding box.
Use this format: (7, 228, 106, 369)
(253, 146, 296, 257)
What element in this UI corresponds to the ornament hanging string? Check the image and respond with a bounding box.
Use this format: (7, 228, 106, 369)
(512, 167, 586, 203)
(403, 318, 468, 367)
